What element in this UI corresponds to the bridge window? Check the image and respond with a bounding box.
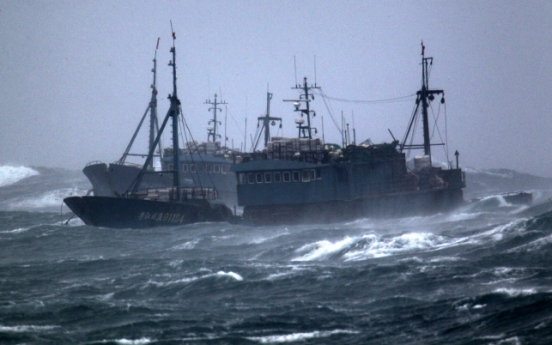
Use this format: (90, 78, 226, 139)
(221, 164, 229, 174)
(247, 173, 254, 184)
(190, 164, 196, 173)
(265, 172, 272, 183)
(238, 173, 246, 184)
(274, 171, 281, 183)
(310, 169, 315, 181)
(283, 171, 291, 182)
(182, 164, 188, 172)
(206, 164, 212, 173)
(293, 171, 300, 182)
(256, 173, 263, 183)
(214, 164, 220, 173)
(302, 169, 310, 182)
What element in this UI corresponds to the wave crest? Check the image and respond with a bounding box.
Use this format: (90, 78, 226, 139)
(0, 165, 39, 187)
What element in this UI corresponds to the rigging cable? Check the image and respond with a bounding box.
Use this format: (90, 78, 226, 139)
(406, 105, 420, 161)
(445, 100, 449, 167)
(225, 106, 245, 140)
(316, 88, 342, 134)
(428, 101, 448, 165)
(317, 92, 416, 104)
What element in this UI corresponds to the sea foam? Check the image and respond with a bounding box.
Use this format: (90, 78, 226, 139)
(247, 329, 358, 343)
(0, 165, 39, 187)
(10, 188, 83, 210)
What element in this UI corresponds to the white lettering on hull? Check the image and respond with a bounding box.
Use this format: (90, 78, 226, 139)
(138, 212, 188, 224)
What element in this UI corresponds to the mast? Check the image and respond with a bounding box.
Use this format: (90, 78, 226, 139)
(169, 26, 181, 201)
(400, 42, 445, 159)
(284, 77, 319, 139)
(117, 38, 162, 168)
(253, 91, 282, 150)
(205, 94, 227, 143)
(128, 27, 182, 199)
(419, 41, 443, 158)
(149, 37, 161, 167)
(264, 92, 272, 146)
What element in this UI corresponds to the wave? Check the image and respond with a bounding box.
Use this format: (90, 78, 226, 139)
(146, 270, 243, 288)
(293, 232, 457, 262)
(291, 215, 539, 262)
(246, 329, 358, 343)
(114, 338, 152, 345)
(87, 338, 152, 345)
(0, 166, 90, 212)
(0, 324, 59, 332)
(0, 165, 39, 187)
(493, 287, 538, 297)
(7, 187, 86, 211)
(0, 227, 31, 234)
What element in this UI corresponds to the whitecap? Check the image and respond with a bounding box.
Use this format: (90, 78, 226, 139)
(247, 329, 358, 343)
(0, 227, 30, 234)
(446, 212, 482, 222)
(170, 240, 198, 250)
(455, 303, 470, 312)
(145, 276, 199, 287)
(494, 287, 537, 297)
(345, 232, 448, 261)
(0, 165, 39, 187)
(429, 256, 464, 263)
(216, 271, 243, 281)
(266, 271, 295, 281)
(477, 333, 506, 340)
(98, 292, 114, 301)
(115, 338, 152, 345)
(145, 270, 243, 287)
(168, 260, 184, 267)
(292, 231, 461, 262)
(293, 237, 356, 261)
(496, 336, 521, 345)
(9, 187, 86, 210)
(0, 324, 58, 332)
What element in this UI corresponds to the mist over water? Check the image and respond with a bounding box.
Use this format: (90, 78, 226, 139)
(1, 166, 552, 344)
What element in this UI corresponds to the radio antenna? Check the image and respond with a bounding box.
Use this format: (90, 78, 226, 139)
(170, 20, 176, 47)
(294, 56, 298, 87)
(314, 55, 317, 87)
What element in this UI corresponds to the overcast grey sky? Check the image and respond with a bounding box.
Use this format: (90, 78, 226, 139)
(1, 1, 551, 177)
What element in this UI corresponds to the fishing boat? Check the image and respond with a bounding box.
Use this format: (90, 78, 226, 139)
(84, 42, 240, 210)
(64, 31, 234, 228)
(232, 45, 466, 225)
(84, 38, 191, 198)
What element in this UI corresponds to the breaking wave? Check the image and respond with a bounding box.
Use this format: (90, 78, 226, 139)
(0, 165, 39, 187)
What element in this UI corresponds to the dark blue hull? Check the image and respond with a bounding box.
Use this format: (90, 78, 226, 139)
(64, 196, 233, 229)
(242, 186, 464, 225)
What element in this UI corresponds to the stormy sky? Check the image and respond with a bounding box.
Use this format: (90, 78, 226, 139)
(1, 1, 551, 177)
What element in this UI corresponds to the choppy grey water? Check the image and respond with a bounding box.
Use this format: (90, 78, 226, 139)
(2, 165, 552, 344)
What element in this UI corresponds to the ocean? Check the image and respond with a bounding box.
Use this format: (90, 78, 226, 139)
(1, 165, 552, 345)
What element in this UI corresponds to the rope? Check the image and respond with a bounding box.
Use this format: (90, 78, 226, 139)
(429, 101, 449, 164)
(317, 88, 342, 134)
(317, 91, 416, 104)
